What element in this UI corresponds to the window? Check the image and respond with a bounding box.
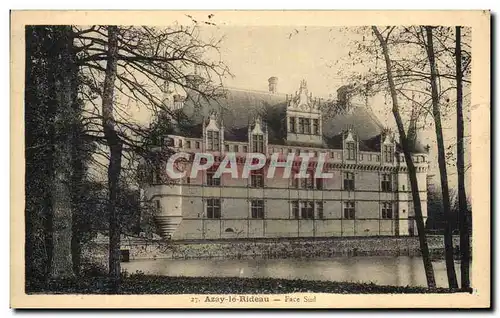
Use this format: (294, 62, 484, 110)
(292, 201, 299, 219)
(185, 177, 191, 184)
(234, 145, 239, 152)
(195, 141, 200, 149)
(304, 118, 311, 134)
(225, 144, 230, 151)
(376, 155, 380, 162)
(313, 119, 320, 135)
(206, 198, 221, 219)
(302, 175, 314, 189)
(178, 139, 183, 148)
(289, 117, 296, 133)
(343, 172, 355, 191)
(298, 118, 305, 133)
(383, 145, 393, 163)
(343, 201, 355, 219)
(346, 142, 356, 160)
(251, 200, 265, 219)
(253, 134, 264, 153)
(337, 152, 342, 159)
(317, 201, 324, 219)
(295, 174, 314, 189)
(381, 174, 392, 192)
(315, 178, 323, 190)
(359, 154, 363, 161)
(206, 166, 221, 186)
(243, 145, 248, 152)
(251, 168, 264, 188)
(154, 200, 161, 210)
(186, 140, 191, 149)
(207, 131, 220, 151)
(166, 137, 174, 147)
(382, 202, 393, 219)
(301, 201, 315, 219)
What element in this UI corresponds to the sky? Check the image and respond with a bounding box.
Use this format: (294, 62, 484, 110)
(200, 26, 355, 96)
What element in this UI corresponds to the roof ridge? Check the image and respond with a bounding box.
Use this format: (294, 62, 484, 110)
(224, 86, 337, 101)
(223, 86, 287, 96)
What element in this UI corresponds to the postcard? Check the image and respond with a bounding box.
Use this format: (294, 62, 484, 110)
(10, 10, 490, 308)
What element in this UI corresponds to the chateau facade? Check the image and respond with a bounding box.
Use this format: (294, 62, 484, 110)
(143, 78, 429, 240)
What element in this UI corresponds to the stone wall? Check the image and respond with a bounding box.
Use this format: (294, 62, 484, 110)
(83, 235, 462, 268)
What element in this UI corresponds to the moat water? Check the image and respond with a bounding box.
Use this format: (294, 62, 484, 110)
(122, 256, 461, 288)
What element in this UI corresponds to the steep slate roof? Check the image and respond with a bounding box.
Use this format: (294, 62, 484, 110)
(179, 87, 427, 153)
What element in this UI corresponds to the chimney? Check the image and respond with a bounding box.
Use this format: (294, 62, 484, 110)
(268, 76, 278, 93)
(172, 94, 185, 110)
(337, 84, 358, 106)
(186, 74, 202, 89)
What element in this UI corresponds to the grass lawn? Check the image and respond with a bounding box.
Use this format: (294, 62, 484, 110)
(27, 274, 460, 294)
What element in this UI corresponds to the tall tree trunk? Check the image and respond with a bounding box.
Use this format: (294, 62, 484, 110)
(372, 26, 436, 288)
(25, 26, 55, 283)
(49, 26, 77, 279)
(71, 95, 85, 277)
(424, 26, 458, 289)
(101, 26, 122, 292)
(43, 28, 57, 280)
(455, 26, 471, 290)
(24, 26, 36, 282)
(70, 120, 85, 276)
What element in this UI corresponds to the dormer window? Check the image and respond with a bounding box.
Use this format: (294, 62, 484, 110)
(303, 118, 311, 134)
(207, 131, 220, 151)
(346, 142, 356, 160)
(289, 117, 296, 133)
(313, 119, 320, 135)
(286, 80, 323, 146)
(383, 144, 393, 163)
(298, 118, 305, 133)
(253, 134, 264, 153)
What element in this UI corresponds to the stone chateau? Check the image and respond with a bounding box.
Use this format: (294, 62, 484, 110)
(142, 77, 430, 240)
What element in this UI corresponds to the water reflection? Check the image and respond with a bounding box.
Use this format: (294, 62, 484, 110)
(122, 256, 461, 288)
